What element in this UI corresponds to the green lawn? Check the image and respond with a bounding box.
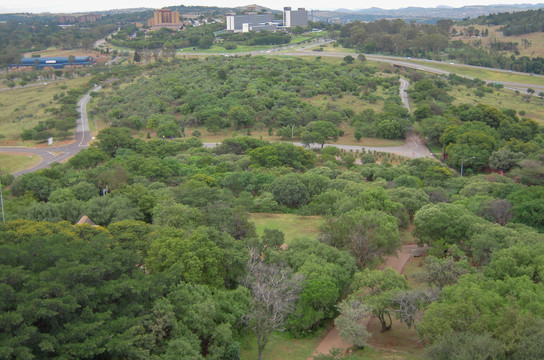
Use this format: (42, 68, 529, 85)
(0, 77, 90, 145)
(250, 213, 324, 244)
(0, 152, 42, 174)
(240, 331, 321, 360)
(426, 144, 442, 154)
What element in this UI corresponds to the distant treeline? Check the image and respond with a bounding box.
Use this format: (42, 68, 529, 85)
(338, 18, 544, 74)
(463, 8, 544, 36)
(0, 19, 116, 66)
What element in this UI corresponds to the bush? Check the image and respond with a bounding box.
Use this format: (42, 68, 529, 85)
(427, 332, 505, 360)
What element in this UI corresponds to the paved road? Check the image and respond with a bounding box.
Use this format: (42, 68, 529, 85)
(293, 131, 432, 159)
(0, 81, 61, 92)
(0, 85, 101, 176)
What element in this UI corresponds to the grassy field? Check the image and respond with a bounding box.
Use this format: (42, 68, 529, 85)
(250, 213, 323, 244)
(177, 35, 316, 54)
(302, 91, 386, 114)
(190, 125, 405, 147)
(403, 255, 427, 290)
(316, 43, 356, 53)
(0, 152, 42, 174)
(0, 77, 90, 145)
(26, 47, 106, 59)
(240, 331, 322, 360)
(409, 60, 544, 86)
(451, 85, 544, 125)
(452, 25, 544, 57)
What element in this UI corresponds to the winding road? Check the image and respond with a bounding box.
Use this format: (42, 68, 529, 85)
(0, 85, 101, 176)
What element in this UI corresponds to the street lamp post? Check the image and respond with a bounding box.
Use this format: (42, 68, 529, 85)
(461, 156, 475, 177)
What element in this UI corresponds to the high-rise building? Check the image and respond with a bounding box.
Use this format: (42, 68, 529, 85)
(78, 14, 102, 23)
(147, 9, 181, 30)
(225, 13, 275, 32)
(283, 7, 308, 28)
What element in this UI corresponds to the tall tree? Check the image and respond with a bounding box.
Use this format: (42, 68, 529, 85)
(243, 250, 303, 360)
(301, 121, 338, 149)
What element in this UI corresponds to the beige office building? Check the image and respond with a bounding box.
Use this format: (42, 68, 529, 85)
(147, 9, 181, 29)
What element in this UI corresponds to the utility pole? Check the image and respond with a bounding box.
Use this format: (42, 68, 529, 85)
(0, 179, 4, 224)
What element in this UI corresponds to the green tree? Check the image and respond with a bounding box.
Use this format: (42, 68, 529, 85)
(388, 187, 428, 219)
(423, 256, 469, 290)
(413, 203, 482, 251)
(284, 238, 357, 336)
(319, 210, 401, 267)
(0, 227, 156, 359)
(68, 147, 109, 169)
(269, 174, 310, 208)
(512, 320, 544, 360)
(228, 105, 255, 129)
(156, 120, 179, 138)
(343, 55, 355, 64)
(11, 172, 58, 201)
(507, 187, 544, 231)
(302, 121, 338, 148)
(488, 148, 525, 172)
(351, 268, 409, 332)
(197, 35, 213, 49)
(426, 332, 505, 360)
(96, 127, 134, 157)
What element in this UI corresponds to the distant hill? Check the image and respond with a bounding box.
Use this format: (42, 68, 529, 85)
(166, 5, 235, 16)
(314, 3, 544, 23)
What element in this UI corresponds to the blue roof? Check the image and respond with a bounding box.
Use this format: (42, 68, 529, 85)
(13, 56, 94, 69)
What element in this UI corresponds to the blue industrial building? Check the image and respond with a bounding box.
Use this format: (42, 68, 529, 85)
(11, 56, 95, 69)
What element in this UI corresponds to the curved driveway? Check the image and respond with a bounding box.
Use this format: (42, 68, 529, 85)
(0, 85, 101, 176)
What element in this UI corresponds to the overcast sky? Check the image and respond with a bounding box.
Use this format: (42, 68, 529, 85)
(0, 0, 541, 14)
